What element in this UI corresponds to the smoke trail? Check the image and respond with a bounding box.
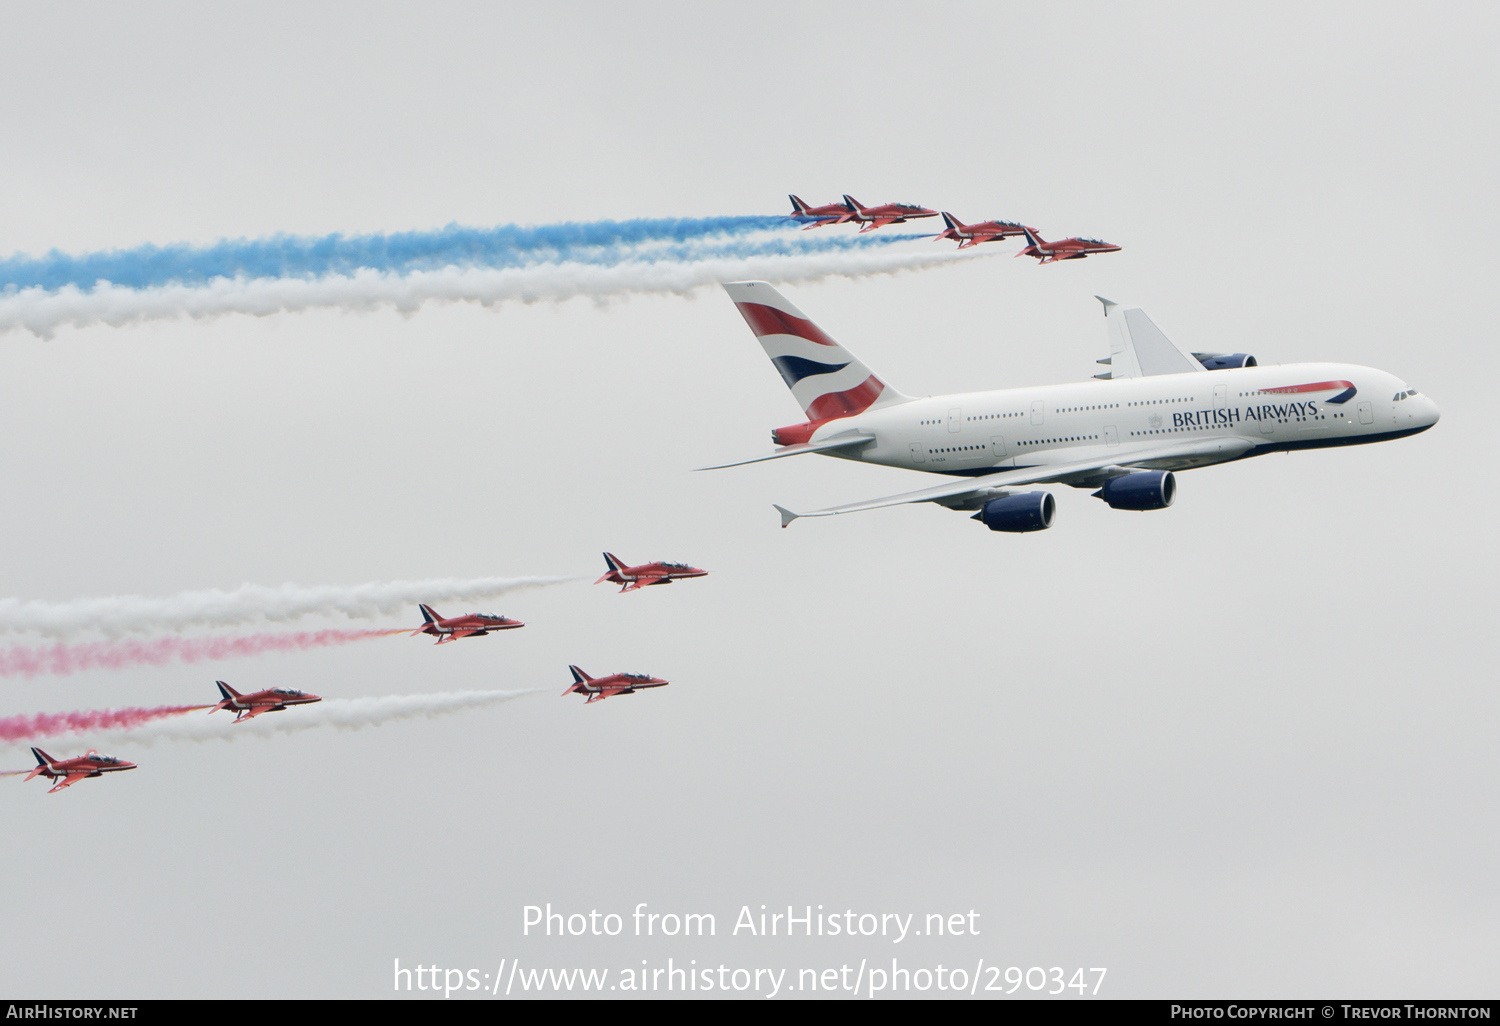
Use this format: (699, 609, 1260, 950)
(0, 216, 795, 291)
(0, 247, 985, 338)
(0, 575, 567, 638)
(0, 628, 399, 679)
(10, 689, 545, 749)
(0, 704, 210, 745)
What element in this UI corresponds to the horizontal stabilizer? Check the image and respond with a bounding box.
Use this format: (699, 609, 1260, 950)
(695, 434, 874, 471)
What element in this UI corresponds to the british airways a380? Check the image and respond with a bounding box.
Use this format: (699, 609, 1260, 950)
(705, 283, 1439, 532)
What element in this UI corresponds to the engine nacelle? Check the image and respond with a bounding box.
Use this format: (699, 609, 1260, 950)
(1093, 471, 1176, 511)
(1192, 352, 1257, 370)
(971, 492, 1055, 532)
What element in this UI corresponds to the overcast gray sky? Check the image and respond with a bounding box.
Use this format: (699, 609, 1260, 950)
(0, 1, 1494, 999)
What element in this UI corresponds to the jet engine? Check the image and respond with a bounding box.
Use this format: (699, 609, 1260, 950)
(1093, 471, 1175, 511)
(1192, 352, 1258, 370)
(971, 492, 1055, 532)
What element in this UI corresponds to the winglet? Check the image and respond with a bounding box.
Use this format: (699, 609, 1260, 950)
(1095, 295, 1117, 317)
(774, 504, 801, 529)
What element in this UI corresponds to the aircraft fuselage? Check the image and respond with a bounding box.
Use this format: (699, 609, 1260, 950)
(803, 362, 1438, 477)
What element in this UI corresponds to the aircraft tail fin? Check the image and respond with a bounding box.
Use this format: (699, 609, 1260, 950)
(940, 212, 960, 231)
(25, 747, 52, 781)
(788, 194, 810, 215)
(722, 281, 913, 422)
(596, 552, 627, 584)
(841, 194, 865, 213)
(216, 681, 241, 700)
(563, 665, 593, 695)
(418, 603, 440, 624)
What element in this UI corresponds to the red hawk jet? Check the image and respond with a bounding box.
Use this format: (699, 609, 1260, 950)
(562, 665, 670, 704)
(932, 212, 1032, 249)
(412, 604, 524, 644)
(25, 748, 136, 793)
(788, 194, 856, 229)
(841, 194, 938, 232)
(595, 553, 708, 593)
(1016, 226, 1122, 263)
(211, 680, 322, 722)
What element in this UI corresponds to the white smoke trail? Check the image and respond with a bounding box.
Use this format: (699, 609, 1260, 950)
(0, 248, 985, 338)
(1, 689, 543, 751)
(0, 575, 572, 638)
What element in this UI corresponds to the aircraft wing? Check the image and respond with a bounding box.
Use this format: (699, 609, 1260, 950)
(50, 772, 90, 792)
(694, 433, 875, 471)
(774, 436, 1254, 525)
(1096, 299, 1205, 378)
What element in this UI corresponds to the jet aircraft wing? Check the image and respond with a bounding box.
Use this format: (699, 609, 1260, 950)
(1096, 297, 1204, 379)
(774, 437, 1254, 525)
(52, 773, 90, 791)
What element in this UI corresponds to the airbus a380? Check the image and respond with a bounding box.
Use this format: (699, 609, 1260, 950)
(706, 282, 1439, 531)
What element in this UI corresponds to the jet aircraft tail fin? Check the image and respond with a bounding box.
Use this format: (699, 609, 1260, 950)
(418, 603, 440, 624)
(940, 212, 960, 231)
(563, 665, 593, 696)
(841, 194, 865, 213)
(788, 195, 810, 215)
(722, 281, 913, 423)
(25, 747, 52, 781)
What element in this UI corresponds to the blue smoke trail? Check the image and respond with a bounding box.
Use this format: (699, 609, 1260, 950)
(0, 215, 804, 292)
(550, 230, 930, 268)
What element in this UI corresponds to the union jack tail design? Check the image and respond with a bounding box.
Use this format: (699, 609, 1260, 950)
(723, 281, 912, 422)
(563, 665, 593, 696)
(25, 748, 52, 780)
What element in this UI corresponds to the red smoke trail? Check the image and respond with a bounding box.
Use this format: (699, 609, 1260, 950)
(0, 704, 213, 744)
(0, 628, 400, 679)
